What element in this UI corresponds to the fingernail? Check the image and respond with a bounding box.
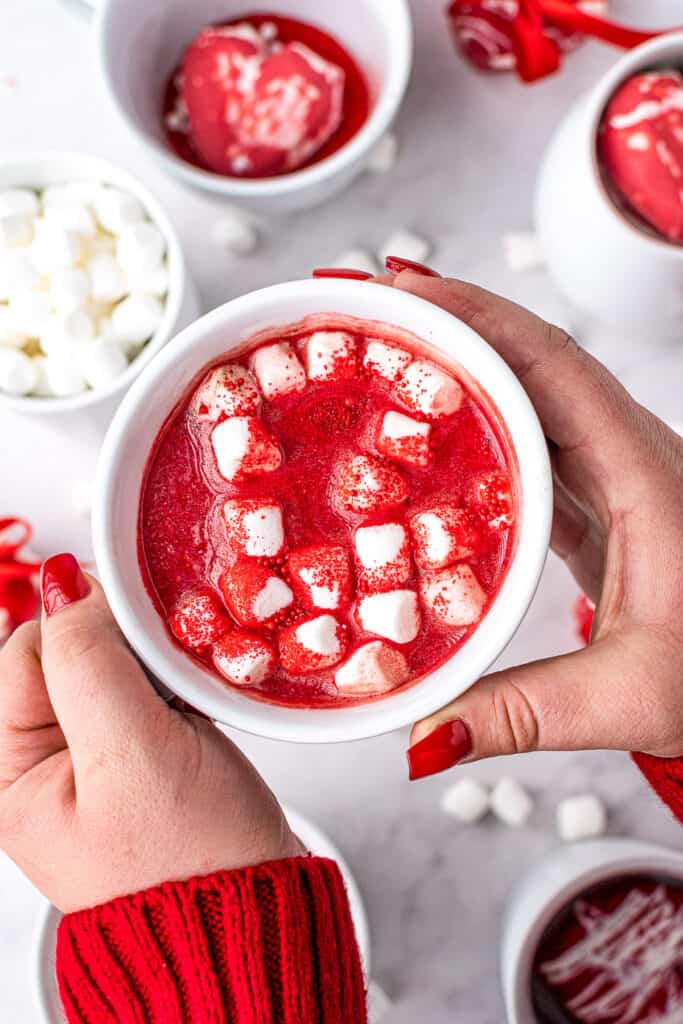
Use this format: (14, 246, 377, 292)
(384, 256, 441, 277)
(312, 267, 373, 281)
(40, 553, 89, 618)
(407, 720, 472, 781)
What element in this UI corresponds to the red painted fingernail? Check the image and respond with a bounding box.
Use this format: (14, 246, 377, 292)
(385, 256, 441, 277)
(312, 267, 373, 281)
(407, 720, 472, 781)
(40, 554, 89, 618)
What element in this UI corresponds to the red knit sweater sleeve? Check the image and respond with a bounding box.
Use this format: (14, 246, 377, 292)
(56, 856, 367, 1024)
(633, 753, 683, 823)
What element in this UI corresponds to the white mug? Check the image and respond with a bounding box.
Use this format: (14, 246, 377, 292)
(500, 837, 683, 1024)
(66, 0, 413, 211)
(535, 32, 683, 336)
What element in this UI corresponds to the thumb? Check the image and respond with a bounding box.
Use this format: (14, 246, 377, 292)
(407, 637, 652, 780)
(40, 554, 167, 765)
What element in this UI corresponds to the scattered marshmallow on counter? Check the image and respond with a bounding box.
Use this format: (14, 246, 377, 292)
(490, 777, 534, 828)
(71, 479, 93, 520)
(378, 229, 431, 266)
(556, 794, 607, 842)
(440, 778, 490, 824)
(366, 133, 399, 175)
(0, 183, 169, 399)
(503, 232, 546, 273)
(211, 207, 259, 255)
(332, 248, 380, 277)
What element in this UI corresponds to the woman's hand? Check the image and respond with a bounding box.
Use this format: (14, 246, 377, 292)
(393, 271, 683, 778)
(0, 555, 303, 912)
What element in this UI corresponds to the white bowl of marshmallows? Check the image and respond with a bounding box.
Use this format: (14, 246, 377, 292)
(0, 151, 198, 414)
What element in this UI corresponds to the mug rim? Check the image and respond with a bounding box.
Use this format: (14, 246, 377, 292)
(94, 0, 414, 197)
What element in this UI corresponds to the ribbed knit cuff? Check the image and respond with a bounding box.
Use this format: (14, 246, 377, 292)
(56, 856, 367, 1024)
(633, 752, 683, 823)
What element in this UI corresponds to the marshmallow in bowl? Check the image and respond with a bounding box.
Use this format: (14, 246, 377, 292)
(0, 347, 38, 395)
(302, 330, 357, 382)
(334, 640, 409, 695)
(211, 416, 282, 481)
(378, 410, 431, 467)
(223, 498, 285, 558)
(356, 589, 420, 644)
(363, 338, 412, 382)
(397, 360, 463, 419)
(354, 522, 411, 590)
(0, 182, 169, 398)
(250, 341, 306, 400)
(191, 364, 261, 421)
(420, 564, 487, 627)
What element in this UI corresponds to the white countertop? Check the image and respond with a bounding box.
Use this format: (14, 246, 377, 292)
(2, 2, 682, 1021)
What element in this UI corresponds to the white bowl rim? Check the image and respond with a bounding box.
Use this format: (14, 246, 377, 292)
(93, 278, 553, 744)
(0, 149, 186, 415)
(94, 0, 414, 197)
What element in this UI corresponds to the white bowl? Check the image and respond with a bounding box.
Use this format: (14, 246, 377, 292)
(0, 151, 200, 416)
(90, 0, 413, 211)
(535, 32, 683, 335)
(93, 278, 553, 744)
(33, 805, 371, 1023)
(501, 837, 683, 1024)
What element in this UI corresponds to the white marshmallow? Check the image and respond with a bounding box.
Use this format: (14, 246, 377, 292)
(9, 290, 51, 337)
(110, 293, 163, 350)
(332, 248, 379, 276)
(250, 341, 306, 400)
(93, 187, 145, 234)
(116, 222, 165, 277)
(440, 778, 490, 824)
(357, 589, 420, 644)
(210, 416, 281, 481)
(410, 506, 477, 570)
(192, 363, 260, 420)
(503, 232, 546, 273)
(49, 268, 90, 313)
(0, 188, 39, 218)
(40, 310, 94, 358)
(0, 214, 32, 248)
(1, 251, 40, 300)
(378, 410, 431, 467)
(367, 133, 398, 175)
(79, 338, 129, 389)
(556, 794, 607, 842)
(334, 641, 409, 695)
(211, 209, 258, 254)
(127, 262, 169, 297)
(223, 499, 284, 557)
(252, 577, 294, 622)
(213, 635, 274, 687)
(44, 201, 96, 237)
(378, 229, 431, 266)
(420, 564, 487, 627)
(302, 330, 356, 381)
(296, 614, 343, 658)
(398, 360, 463, 419)
(490, 778, 534, 828)
(88, 253, 128, 304)
(31, 222, 82, 274)
(41, 182, 100, 210)
(363, 338, 412, 382)
(355, 523, 411, 588)
(40, 357, 87, 397)
(0, 347, 38, 395)
(0, 306, 26, 347)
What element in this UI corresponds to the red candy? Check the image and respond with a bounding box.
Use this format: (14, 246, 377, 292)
(287, 544, 352, 612)
(169, 590, 228, 652)
(219, 560, 293, 628)
(182, 23, 345, 177)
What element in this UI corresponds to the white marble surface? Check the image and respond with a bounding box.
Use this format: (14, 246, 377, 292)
(1, 1, 682, 1021)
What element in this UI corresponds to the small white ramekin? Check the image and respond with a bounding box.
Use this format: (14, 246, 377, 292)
(501, 838, 683, 1024)
(0, 151, 200, 417)
(87, 0, 413, 211)
(93, 278, 552, 744)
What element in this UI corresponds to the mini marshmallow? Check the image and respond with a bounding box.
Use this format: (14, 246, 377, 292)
(279, 614, 346, 674)
(116, 222, 165, 277)
(0, 347, 38, 395)
(41, 181, 100, 210)
(39, 356, 87, 397)
(93, 187, 145, 234)
(440, 778, 490, 824)
(379, 229, 431, 266)
(288, 545, 352, 612)
(0, 188, 39, 218)
(2, 252, 40, 300)
(363, 339, 412, 382)
(250, 341, 306, 400)
(398, 360, 463, 419)
(213, 632, 275, 687)
(355, 523, 411, 590)
(475, 471, 514, 530)
(0, 306, 26, 347)
(503, 232, 546, 273)
(367, 133, 398, 175)
(40, 310, 94, 358)
(223, 499, 285, 558)
(88, 253, 128, 304)
(378, 410, 432, 467)
(9, 290, 51, 337)
(490, 778, 534, 828)
(43, 201, 96, 237)
(336, 454, 408, 514)
(31, 222, 82, 274)
(302, 330, 357, 382)
(192, 364, 261, 420)
(127, 262, 169, 298)
(332, 248, 380, 276)
(49, 268, 90, 313)
(110, 293, 164, 351)
(211, 416, 282, 481)
(79, 338, 129, 389)
(211, 209, 259, 254)
(220, 561, 293, 627)
(356, 589, 420, 644)
(556, 794, 607, 842)
(0, 214, 32, 248)
(410, 506, 479, 570)
(334, 641, 409, 695)
(420, 564, 487, 627)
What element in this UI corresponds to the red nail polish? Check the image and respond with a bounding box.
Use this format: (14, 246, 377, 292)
(40, 553, 89, 618)
(312, 267, 373, 281)
(407, 720, 472, 781)
(385, 256, 441, 277)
